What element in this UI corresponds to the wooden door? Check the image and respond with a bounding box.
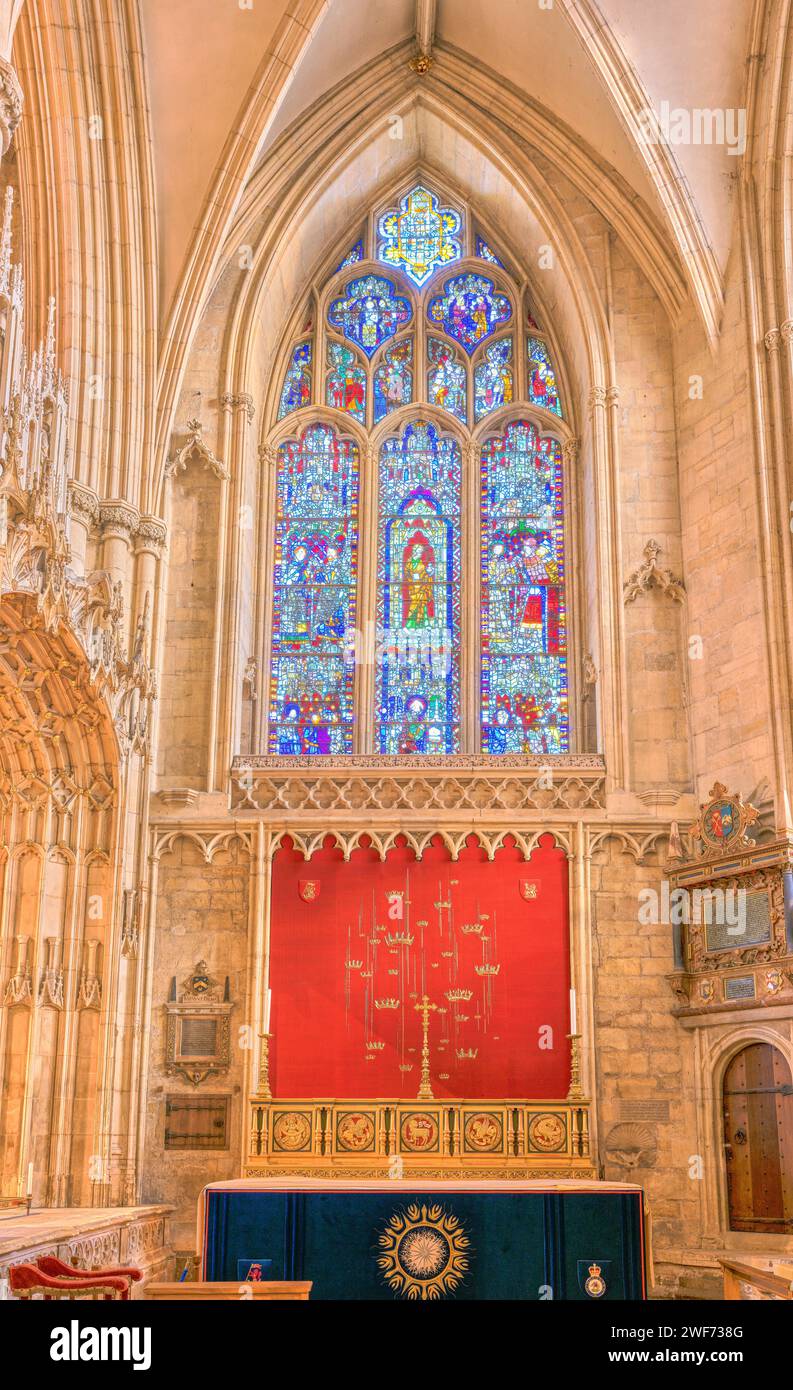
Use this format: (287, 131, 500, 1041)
(723, 1043, 793, 1234)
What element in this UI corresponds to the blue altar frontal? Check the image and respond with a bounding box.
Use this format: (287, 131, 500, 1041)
(199, 1178, 647, 1301)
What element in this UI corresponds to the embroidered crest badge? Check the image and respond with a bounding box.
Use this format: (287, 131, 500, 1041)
(298, 879, 320, 903)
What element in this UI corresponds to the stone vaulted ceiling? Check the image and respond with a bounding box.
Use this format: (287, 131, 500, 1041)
(139, 0, 754, 329)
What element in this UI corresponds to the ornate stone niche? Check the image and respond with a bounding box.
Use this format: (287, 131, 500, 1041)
(666, 784, 793, 1016)
(165, 961, 233, 1086)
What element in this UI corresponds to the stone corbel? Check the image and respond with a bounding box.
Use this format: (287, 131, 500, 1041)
(623, 540, 685, 605)
(166, 418, 229, 481)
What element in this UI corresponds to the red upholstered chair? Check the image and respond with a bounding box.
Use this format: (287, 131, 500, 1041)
(36, 1254, 143, 1286)
(9, 1261, 133, 1300)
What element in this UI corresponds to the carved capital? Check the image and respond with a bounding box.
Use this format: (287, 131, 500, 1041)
(588, 385, 607, 412)
(780, 320, 793, 347)
(562, 438, 580, 467)
(764, 328, 781, 352)
(220, 392, 255, 423)
(67, 480, 100, 528)
(135, 513, 167, 555)
(0, 58, 23, 156)
(99, 499, 140, 539)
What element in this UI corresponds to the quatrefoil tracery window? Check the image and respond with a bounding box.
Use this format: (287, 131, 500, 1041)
(267, 183, 570, 759)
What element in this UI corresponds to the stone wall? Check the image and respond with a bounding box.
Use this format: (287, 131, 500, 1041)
(140, 837, 251, 1249)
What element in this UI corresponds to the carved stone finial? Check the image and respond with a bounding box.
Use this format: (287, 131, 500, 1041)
(623, 540, 686, 605)
(166, 418, 229, 481)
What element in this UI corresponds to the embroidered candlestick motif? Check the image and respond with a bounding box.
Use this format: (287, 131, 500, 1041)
(414, 993, 439, 1100)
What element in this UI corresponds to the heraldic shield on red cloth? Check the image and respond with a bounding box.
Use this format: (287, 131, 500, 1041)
(269, 832, 571, 1098)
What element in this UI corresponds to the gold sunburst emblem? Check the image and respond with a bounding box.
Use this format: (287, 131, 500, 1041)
(377, 1203, 471, 1300)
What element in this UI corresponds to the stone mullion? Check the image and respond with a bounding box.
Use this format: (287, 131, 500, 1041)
(462, 440, 479, 754)
(356, 444, 377, 754)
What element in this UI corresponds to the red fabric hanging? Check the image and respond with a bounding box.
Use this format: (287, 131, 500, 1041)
(269, 832, 571, 1099)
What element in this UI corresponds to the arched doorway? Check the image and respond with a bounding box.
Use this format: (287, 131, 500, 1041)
(722, 1043, 793, 1234)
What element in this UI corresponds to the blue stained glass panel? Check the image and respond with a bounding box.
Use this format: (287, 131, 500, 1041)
(426, 337, 466, 423)
(378, 184, 462, 287)
(474, 337, 514, 420)
(480, 421, 568, 754)
(327, 274, 411, 357)
(326, 342, 366, 420)
(269, 424, 359, 755)
(527, 336, 563, 416)
(427, 273, 512, 354)
(377, 421, 461, 754)
(475, 234, 504, 267)
(277, 341, 311, 419)
(336, 239, 364, 270)
(373, 338, 412, 422)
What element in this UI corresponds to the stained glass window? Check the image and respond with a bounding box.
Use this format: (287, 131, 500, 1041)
(474, 337, 513, 421)
(377, 421, 461, 754)
(480, 421, 568, 755)
(527, 336, 562, 416)
(328, 274, 411, 357)
(269, 423, 359, 756)
(336, 239, 364, 271)
(326, 341, 366, 420)
(378, 185, 462, 287)
(427, 273, 512, 354)
(373, 339, 412, 422)
(277, 341, 311, 419)
(426, 337, 466, 423)
(475, 234, 503, 267)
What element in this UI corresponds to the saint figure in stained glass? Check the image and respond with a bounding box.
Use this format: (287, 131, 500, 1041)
(373, 339, 412, 422)
(480, 421, 568, 755)
(427, 273, 512, 354)
(378, 185, 462, 287)
(377, 421, 461, 754)
(326, 341, 366, 419)
(474, 337, 513, 420)
(327, 274, 411, 357)
(527, 336, 562, 415)
(269, 423, 359, 755)
(426, 338, 466, 423)
(277, 341, 311, 418)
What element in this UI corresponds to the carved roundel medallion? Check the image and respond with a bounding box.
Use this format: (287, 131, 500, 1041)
(400, 1111, 439, 1152)
(337, 1111, 375, 1151)
(463, 1112, 502, 1153)
(272, 1111, 311, 1151)
(528, 1112, 567, 1152)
